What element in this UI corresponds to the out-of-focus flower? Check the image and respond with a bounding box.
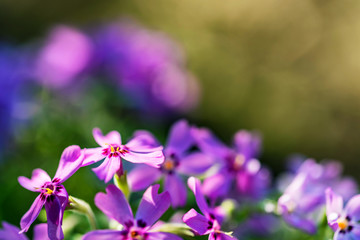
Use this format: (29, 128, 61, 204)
(277, 159, 358, 234)
(83, 184, 182, 240)
(0, 222, 49, 240)
(183, 177, 237, 240)
(34, 25, 93, 89)
(128, 119, 213, 207)
(18, 146, 85, 240)
(95, 20, 200, 114)
(233, 213, 279, 238)
(192, 127, 270, 201)
(326, 188, 360, 240)
(82, 128, 164, 183)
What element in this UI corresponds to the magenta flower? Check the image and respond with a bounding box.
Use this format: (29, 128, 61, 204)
(18, 145, 85, 240)
(128, 120, 213, 207)
(183, 177, 237, 240)
(326, 188, 360, 240)
(0, 222, 48, 240)
(82, 128, 164, 183)
(192, 127, 270, 201)
(83, 184, 182, 240)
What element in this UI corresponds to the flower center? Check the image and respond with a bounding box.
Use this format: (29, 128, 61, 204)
(233, 154, 245, 170)
(338, 218, 349, 230)
(102, 144, 129, 158)
(163, 159, 175, 171)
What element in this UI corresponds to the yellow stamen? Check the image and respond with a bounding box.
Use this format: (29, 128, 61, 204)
(164, 159, 175, 171)
(338, 219, 348, 230)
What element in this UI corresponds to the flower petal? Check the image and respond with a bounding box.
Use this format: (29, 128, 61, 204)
(92, 157, 121, 183)
(81, 147, 105, 167)
(0, 221, 28, 240)
(282, 212, 317, 235)
(188, 177, 209, 215)
(82, 230, 124, 240)
(166, 119, 193, 154)
(121, 150, 164, 168)
(345, 194, 360, 221)
(45, 196, 65, 240)
(126, 131, 162, 151)
(136, 184, 171, 227)
(54, 145, 84, 183)
(20, 195, 46, 233)
(164, 173, 187, 208)
(93, 128, 121, 147)
(177, 152, 214, 175)
(94, 184, 133, 226)
(202, 170, 232, 200)
(133, 130, 161, 148)
(182, 208, 209, 235)
(233, 130, 261, 160)
(147, 232, 183, 240)
(18, 169, 51, 192)
(33, 223, 49, 240)
(128, 164, 162, 191)
(325, 188, 343, 231)
(334, 229, 351, 240)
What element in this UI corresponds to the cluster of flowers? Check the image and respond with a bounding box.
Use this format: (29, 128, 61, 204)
(1, 119, 360, 240)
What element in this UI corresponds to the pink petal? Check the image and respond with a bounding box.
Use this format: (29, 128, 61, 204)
(18, 169, 51, 192)
(188, 177, 209, 215)
(177, 152, 214, 175)
(136, 184, 171, 227)
(182, 208, 209, 235)
(81, 147, 105, 167)
(83, 230, 124, 240)
(325, 188, 343, 231)
(94, 185, 133, 226)
(54, 145, 84, 183)
(126, 131, 162, 151)
(345, 194, 360, 222)
(93, 128, 121, 147)
(33, 223, 49, 240)
(147, 232, 183, 240)
(122, 150, 164, 168)
(92, 157, 121, 183)
(20, 195, 46, 233)
(45, 196, 64, 240)
(128, 165, 162, 191)
(202, 171, 233, 201)
(0, 221, 28, 240)
(166, 119, 193, 154)
(164, 173, 187, 208)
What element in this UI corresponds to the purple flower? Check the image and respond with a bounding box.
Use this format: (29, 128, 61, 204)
(326, 188, 360, 240)
(95, 21, 200, 114)
(192, 127, 270, 201)
(18, 145, 85, 240)
(83, 184, 182, 240)
(183, 177, 237, 240)
(82, 128, 164, 183)
(0, 222, 49, 240)
(128, 120, 213, 207)
(34, 25, 93, 89)
(277, 159, 358, 234)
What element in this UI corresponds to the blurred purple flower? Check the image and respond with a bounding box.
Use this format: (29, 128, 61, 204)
(34, 25, 93, 89)
(95, 20, 200, 114)
(277, 159, 358, 234)
(82, 128, 164, 183)
(0, 222, 49, 240)
(128, 119, 214, 207)
(183, 177, 237, 240)
(326, 188, 360, 240)
(18, 145, 84, 240)
(192, 127, 270, 201)
(83, 184, 182, 240)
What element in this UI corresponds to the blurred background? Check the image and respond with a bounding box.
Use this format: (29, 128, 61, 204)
(1, 0, 360, 238)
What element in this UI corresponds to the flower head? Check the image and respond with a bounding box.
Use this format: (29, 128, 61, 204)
(183, 177, 237, 240)
(83, 184, 182, 240)
(326, 188, 360, 240)
(18, 145, 85, 240)
(0, 222, 48, 240)
(82, 128, 164, 183)
(128, 120, 213, 207)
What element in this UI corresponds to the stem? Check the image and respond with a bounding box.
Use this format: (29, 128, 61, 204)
(68, 196, 97, 230)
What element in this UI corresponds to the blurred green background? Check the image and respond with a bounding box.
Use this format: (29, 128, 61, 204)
(1, 0, 360, 237)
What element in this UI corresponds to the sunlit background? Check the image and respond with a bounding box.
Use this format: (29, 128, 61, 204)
(1, 0, 360, 238)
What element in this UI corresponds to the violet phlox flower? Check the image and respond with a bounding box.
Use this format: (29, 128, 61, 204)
(183, 177, 237, 240)
(128, 119, 214, 207)
(0, 222, 48, 240)
(326, 188, 360, 240)
(18, 145, 85, 240)
(82, 128, 164, 183)
(277, 159, 357, 234)
(34, 25, 94, 89)
(83, 184, 182, 240)
(191, 127, 270, 201)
